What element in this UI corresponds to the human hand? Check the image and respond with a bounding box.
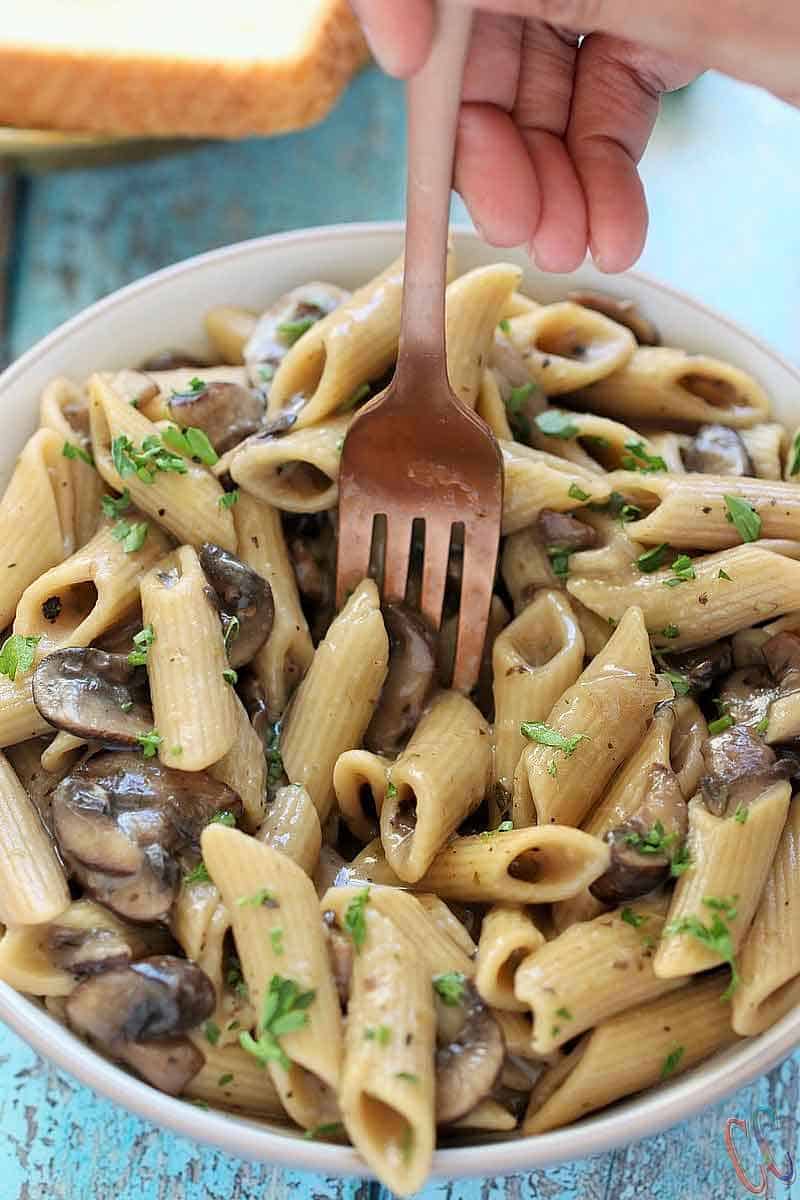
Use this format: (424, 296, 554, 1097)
(348, 0, 800, 273)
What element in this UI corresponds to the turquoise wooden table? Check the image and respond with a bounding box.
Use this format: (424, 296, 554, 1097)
(2, 65, 800, 1200)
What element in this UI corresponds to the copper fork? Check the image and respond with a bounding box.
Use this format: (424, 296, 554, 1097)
(336, 1, 503, 692)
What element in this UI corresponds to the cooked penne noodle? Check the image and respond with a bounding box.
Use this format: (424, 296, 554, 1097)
(202, 826, 343, 1130)
(0, 428, 75, 630)
(501, 442, 610, 535)
(40, 378, 105, 548)
(141, 545, 238, 771)
(608, 469, 800, 550)
(477, 369, 513, 442)
(39, 731, 86, 774)
(233, 493, 314, 718)
(655, 783, 790, 980)
(475, 905, 546, 1012)
(501, 302, 635, 394)
(733, 800, 800, 1035)
(569, 596, 613, 656)
(0, 677, 52, 749)
(670, 698, 709, 799)
(333, 748, 389, 843)
(741, 423, 786, 480)
(492, 591, 585, 793)
(209, 694, 267, 830)
(256, 783, 322, 876)
(569, 546, 800, 652)
(89, 372, 236, 550)
(580, 347, 770, 428)
(501, 527, 558, 612)
(532, 412, 659, 474)
(647, 431, 688, 474)
(445, 264, 521, 410)
(413, 894, 478, 959)
(337, 904, 436, 1196)
(513, 607, 671, 827)
(184, 1040, 284, 1116)
(451, 1101, 517, 1132)
(229, 415, 349, 513)
(523, 973, 738, 1133)
(204, 306, 258, 365)
(381, 691, 491, 883)
(0, 751, 69, 925)
(281, 579, 389, 821)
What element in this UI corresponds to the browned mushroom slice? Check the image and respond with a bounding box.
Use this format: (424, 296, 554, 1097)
(169, 381, 265, 455)
(198, 543, 274, 668)
(52, 752, 241, 922)
(66, 955, 214, 1095)
(700, 724, 792, 816)
(243, 282, 350, 389)
(33, 648, 153, 747)
(681, 424, 753, 476)
(435, 983, 505, 1125)
(661, 640, 732, 694)
(718, 667, 776, 729)
(365, 604, 437, 756)
(763, 631, 800, 688)
(590, 763, 687, 904)
(46, 900, 170, 977)
(536, 510, 598, 552)
(567, 290, 660, 346)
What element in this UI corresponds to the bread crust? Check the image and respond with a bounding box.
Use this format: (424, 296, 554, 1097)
(0, 0, 369, 138)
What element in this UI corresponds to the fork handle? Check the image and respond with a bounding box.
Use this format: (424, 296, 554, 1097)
(397, 1, 474, 375)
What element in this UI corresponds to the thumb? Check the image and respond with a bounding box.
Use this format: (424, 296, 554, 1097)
(347, 0, 435, 77)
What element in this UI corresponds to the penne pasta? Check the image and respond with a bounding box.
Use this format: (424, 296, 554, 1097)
(184, 1040, 284, 1117)
(0, 750, 69, 925)
(333, 748, 390, 843)
(475, 904, 546, 1012)
(229, 415, 349, 514)
(500, 302, 635, 395)
(256, 783, 322, 877)
(445, 264, 522, 410)
(501, 441, 610, 535)
(741, 423, 786, 481)
(40, 377, 105, 548)
(209, 694, 267, 831)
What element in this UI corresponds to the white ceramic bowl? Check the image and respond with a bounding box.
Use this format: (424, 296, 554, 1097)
(1, 222, 799, 1179)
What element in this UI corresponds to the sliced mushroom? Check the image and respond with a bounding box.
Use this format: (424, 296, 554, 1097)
(681, 424, 753, 476)
(536, 510, 598, 552)
(285, 512, 337, 643)
(243, 282, 350, 389)
(33, 648, 153, 747)
(364, 604, 437, 756)
(52, 752, 241, 922)
(567, 290, 660, 345)
(763, 631, 800, 689)
(590, 763, 687, 904)
(700, 724, 792, 816)
(46, 899, 170, 977)
(661, 640, 732, 693)
(199, 543, 274, 669)
(436, 984, 505, 1124)
(718, 667, 776, 729)
(169, 381, 265, 455)
(66, 955, 214, 1094)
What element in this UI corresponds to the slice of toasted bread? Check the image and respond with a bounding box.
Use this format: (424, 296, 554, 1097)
(0, 0, 369, 138)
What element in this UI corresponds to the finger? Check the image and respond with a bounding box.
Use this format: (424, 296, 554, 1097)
(455, 103, 541, 247)
(512, 21, 587, 272)
(567, 35, 697, 271)
(347, 0, 433, 77)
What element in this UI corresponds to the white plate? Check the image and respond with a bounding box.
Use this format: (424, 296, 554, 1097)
(1, 222, 799, 1179)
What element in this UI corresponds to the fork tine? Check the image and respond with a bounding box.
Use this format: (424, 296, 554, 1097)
(451, 519, 501, 693)
(335, 504, 375, 608)
(419, 519, 452, 631)
(382, 515, 414, 603)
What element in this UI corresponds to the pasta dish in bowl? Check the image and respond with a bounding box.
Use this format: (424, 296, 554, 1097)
(0, 224, 799, 1191)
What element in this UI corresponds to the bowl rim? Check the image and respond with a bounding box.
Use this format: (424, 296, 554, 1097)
(2, 218, 799, 1179)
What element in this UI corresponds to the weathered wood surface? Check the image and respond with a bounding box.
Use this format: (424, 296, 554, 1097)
(1, 63, 800, 1200)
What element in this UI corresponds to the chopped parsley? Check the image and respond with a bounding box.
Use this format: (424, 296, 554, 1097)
(385, 780, 397, 800)
(187, 377, 206, 393)
(708, 713, 735, 735)
(236, 889, 278, 908)
(259, 365, 275, 383)
(621, 907, 649, 928)
(271, 928, 284, 956)
(661, 669, 691, 697)
(718, 568, 732, 582)
(724, 494, 761, 543)
(162, 425, 219, 467)
(555, 1006, 573, 1020)
(204, 1020, 221, 1046)
(127, 624, 155, 666)
(755, 715, 770, 736)
(239, 974, 316, 1071)
(505, 382, 539, 440)
(661, 625, 680, 640)
(222, 668, 238, 686)
(479, 820, 514, 839)
(343, 887, 370, 952)
(217, 1073, 234, 1087)
(62, 441, 94, 467)
(223, 615, 240, 650)
(547, 759, 558, 778)
(498, 318, 511, 334)
(432, 971, 467, 1006)
(303, 1122, 344, 1141)
(636, 543, 670, 573)
(568, 482, 591, 502)
(535, 409, 579, 440)
(365, 1025, 392, 1045)
(184, 861, 211, 885)
(111, 433, 188, 483)
(546, 546, 571, 580)
(218, 489, 240, 510)
(520, 722, 589, 757)
(624, 821, 676, 856)
(209, 810, 237, 827)
(620, 440, 667, 473)
(136, 729, 163, 758)
(278, 317, 315, 345)
(119, 700, 133, 713)
(111, 518, 149, 554)
(665, 897, 739, 997)
(226, 956, 248, 999)
(101, 489, 131, 519)
(661, 1046, 685, 1080)
(341, 382, 371, 413)
(590, 491, 641, 525)
(266, 720, 284, 790)
(734, 804, 749, 824)
(395, 1072, 418, 1083)
(0, 634, 40, 681)
(670, 845, 692, 877)
(790, 432, 800, 476)
(663, 554, 696, 587)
